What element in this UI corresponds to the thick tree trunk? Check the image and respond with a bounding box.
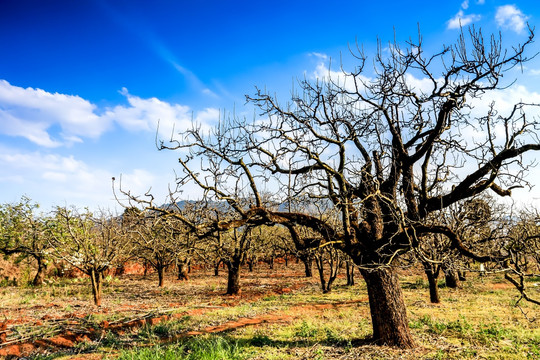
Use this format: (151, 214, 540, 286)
(89, 268, 102, 307)
(225, 260, 241, 295)
(32, 257, 47, 286)
(424, 268, 440, 303)
(360, 267, 415, 348)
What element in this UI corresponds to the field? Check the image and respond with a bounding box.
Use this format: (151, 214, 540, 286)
(1, 261, 540, 359)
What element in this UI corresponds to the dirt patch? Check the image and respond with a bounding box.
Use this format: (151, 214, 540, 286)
(491, 282, 513, 289)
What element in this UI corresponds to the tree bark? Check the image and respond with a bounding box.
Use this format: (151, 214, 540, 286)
(157, 266, 165, 287)
(177, 261, 189, 281)
(268, 256, 274, 270)
(89, 268, 102, 307)
(214, 259, 222, 276)
(225, 260, 241, 295)
(300, 254, 313, 277)
(346, 261, 355, 286)
(424, 268, 440, 303)
(32, 257, 47, 286)
(315, 256, 329, 293)
(360, 267, 415, 348)
(445, 269, 460, 288)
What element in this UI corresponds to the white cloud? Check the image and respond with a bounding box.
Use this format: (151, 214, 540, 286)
(0, 80, 219, 148)
(447, 10, 481, 29)
(309, 52, 328, 61)
(495, 5, 528, 33)
(0, 146, 168, 210)
(0, 80, 109, 147)
(106, 88, 219, 139)
(461, 0, 469, 10)
(477, 0, 485, 4)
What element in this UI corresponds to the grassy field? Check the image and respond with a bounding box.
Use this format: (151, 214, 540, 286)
(1, 263, 540, 359)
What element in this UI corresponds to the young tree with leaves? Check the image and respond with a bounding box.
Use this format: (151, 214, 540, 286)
(0, 197, 51, 286)
(49, 207, 128, 306)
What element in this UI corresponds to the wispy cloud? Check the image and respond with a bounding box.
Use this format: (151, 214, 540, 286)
(447, 10, 482, 29)
(0, 80, 219, 148)
(495, 5, 528, 33)
(97, 1, 216, 98)
(447, 0, 482, 30)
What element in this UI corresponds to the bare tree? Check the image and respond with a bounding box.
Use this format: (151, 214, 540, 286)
(504, 209, 540, 306)
(124, 208, 187, 287)
(124, 28, 539, 347)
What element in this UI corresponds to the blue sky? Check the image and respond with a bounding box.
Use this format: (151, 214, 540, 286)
(1, 0, 539, 211)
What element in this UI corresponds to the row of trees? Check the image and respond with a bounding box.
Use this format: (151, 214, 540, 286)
(1, 197, 357, 304)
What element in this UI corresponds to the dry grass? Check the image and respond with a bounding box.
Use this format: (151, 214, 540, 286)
(1, 263, 540, 359)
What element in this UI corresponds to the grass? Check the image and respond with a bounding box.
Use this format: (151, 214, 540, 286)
(114, 336, 246, 360)
(4, 264, 540, 359)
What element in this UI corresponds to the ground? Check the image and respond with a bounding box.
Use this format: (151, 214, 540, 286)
(1, 261, 540, 359)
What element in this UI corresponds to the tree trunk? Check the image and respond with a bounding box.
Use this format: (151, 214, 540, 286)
(300, 254, 313, 277)
(247, 258, 254, 272)
(315, 256, 329, 293)
(214, 259, 222, 276)
(225, 260, 241, 295)
(177, 261, 189, 281)
(458, 270, 466, 281)
(360, 267, 415, 348)
(445, 269, 459, 288)
(32, 257, 47, 286)
(424, 268, 440, 303)
(346, 261, 355, 286)
(157, 266, 165, 287)
(89, 268, 102, 307)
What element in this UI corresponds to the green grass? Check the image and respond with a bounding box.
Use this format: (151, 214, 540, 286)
(114, 336, 247, 360)
(5, 266, 540, 359)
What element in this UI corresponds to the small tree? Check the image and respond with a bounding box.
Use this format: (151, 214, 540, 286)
(125, 209, 185, 287)
(0, 197, 51, 286)
(49, 207, 128, 306)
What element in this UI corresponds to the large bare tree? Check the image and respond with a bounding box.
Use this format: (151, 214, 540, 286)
(125, 28, 539, 347)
